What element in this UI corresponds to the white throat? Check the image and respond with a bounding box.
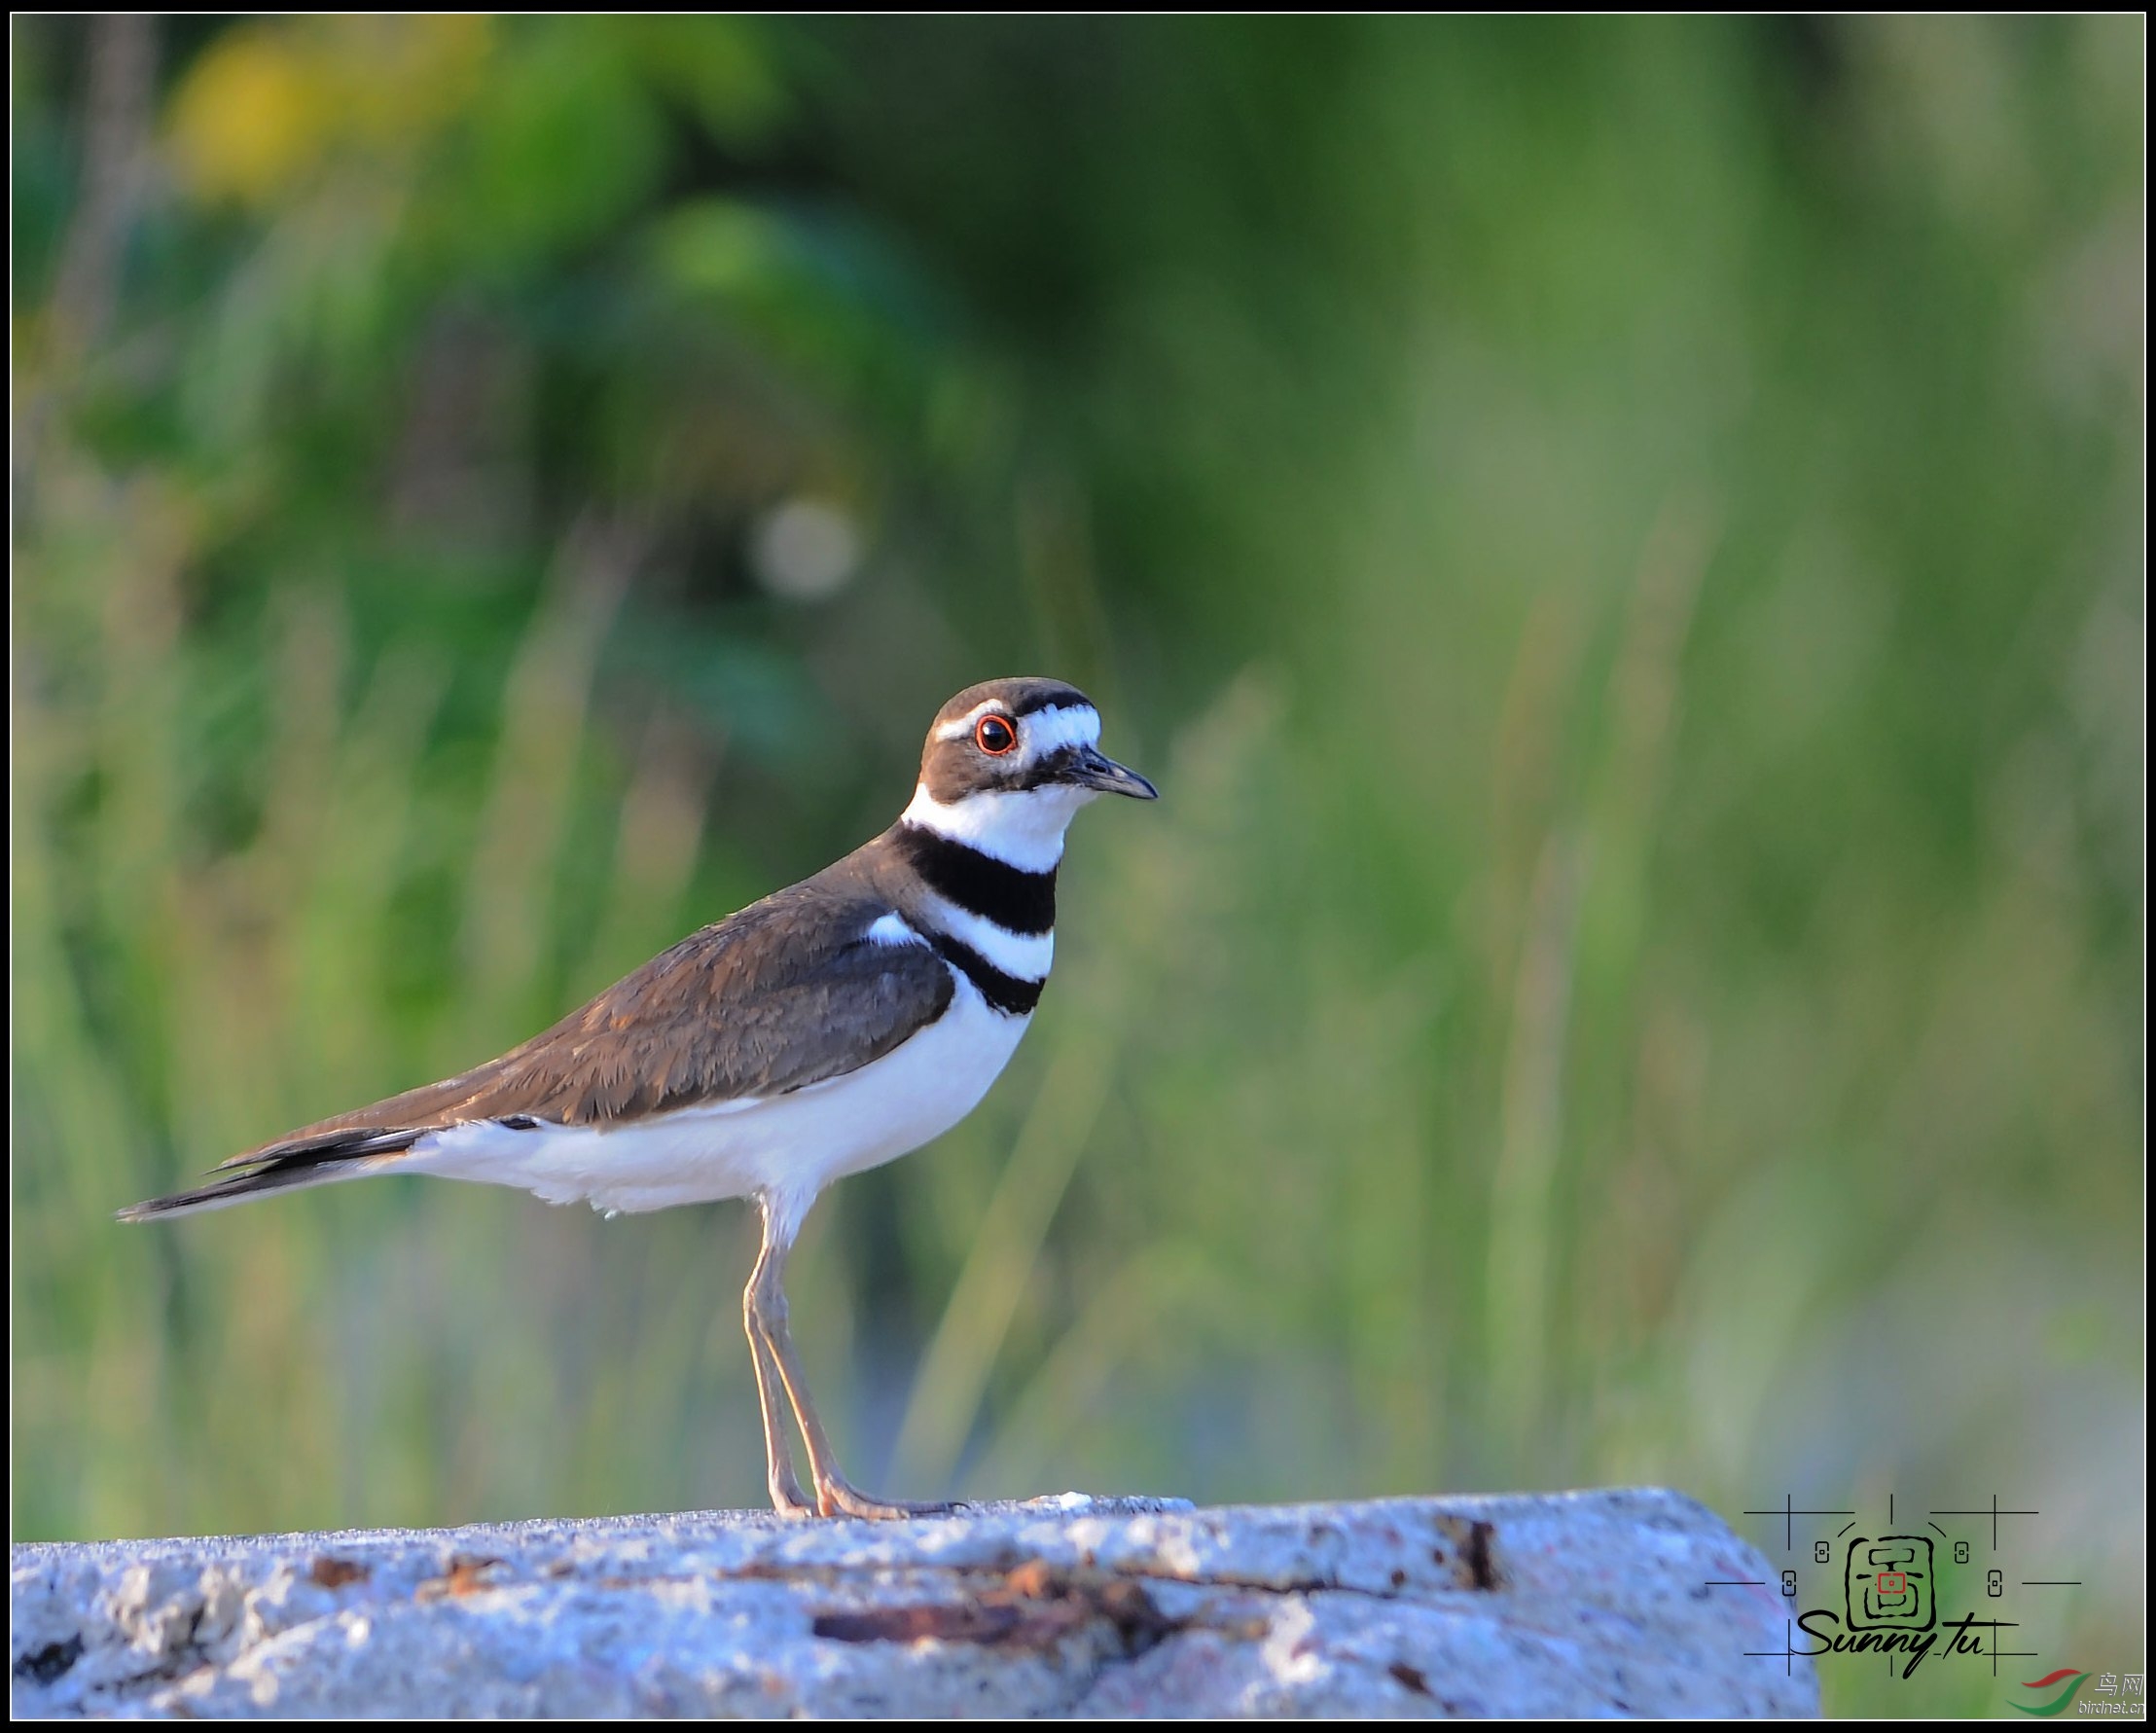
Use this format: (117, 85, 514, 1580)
(901, 781, 1095, 872)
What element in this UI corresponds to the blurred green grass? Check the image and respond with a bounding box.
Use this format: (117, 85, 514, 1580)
(12, 17, 2141, 1715)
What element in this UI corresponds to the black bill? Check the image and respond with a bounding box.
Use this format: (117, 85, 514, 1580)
(1061, 744, 1159, 799)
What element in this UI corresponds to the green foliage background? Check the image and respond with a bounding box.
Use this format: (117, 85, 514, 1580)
(14, 18, 2141, 1713)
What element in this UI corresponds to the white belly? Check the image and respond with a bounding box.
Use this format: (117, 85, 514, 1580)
(401, 973, 1030, 1217)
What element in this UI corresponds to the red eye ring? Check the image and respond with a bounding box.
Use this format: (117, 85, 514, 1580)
(974, 714, 1019, 755)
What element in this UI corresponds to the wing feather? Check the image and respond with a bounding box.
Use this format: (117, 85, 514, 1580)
(216, 885, 953, 1168)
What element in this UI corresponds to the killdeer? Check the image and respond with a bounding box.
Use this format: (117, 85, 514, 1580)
(121, 677, 1157, 1521)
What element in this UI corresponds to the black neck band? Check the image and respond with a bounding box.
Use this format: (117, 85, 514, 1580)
(894, 823, 1058, 936)
(928, 933, 1045, 1016)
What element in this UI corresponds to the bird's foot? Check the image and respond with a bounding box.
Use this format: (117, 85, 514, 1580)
(814, 1475, 960, 1521)
(769, 1466, 819, 1521)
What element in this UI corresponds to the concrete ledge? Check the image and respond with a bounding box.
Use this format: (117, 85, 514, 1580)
(12, 1488, 1815, 1716)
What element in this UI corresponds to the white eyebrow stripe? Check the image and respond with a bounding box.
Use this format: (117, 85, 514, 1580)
(934, 699, 1005, 741)
(917, 893, 1055, 982)
(865, 911, 929, 948)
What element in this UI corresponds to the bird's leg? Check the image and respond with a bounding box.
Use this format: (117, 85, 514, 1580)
(747, 1209, 955, 1521)
(744, 1213, 814, 1518)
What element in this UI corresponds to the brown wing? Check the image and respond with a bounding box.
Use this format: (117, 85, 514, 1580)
(218, 884, 955, 1166)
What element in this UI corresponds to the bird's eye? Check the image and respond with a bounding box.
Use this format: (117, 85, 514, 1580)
(975, 714, 1018, 755)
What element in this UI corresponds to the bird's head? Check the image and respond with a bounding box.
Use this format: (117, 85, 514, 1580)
(902, 677, 1157, 870)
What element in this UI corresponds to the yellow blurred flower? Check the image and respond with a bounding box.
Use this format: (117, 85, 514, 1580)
(167, 18, 493, 207)
(167, 28, 326, 205)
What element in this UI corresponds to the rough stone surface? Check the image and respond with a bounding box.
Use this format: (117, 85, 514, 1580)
(13, 1489, 1815, 1717)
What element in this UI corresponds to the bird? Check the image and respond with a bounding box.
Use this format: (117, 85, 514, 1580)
(120, 676, 1158, 1521)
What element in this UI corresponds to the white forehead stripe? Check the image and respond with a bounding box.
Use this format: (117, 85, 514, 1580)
(1023, 704, 1100, 758)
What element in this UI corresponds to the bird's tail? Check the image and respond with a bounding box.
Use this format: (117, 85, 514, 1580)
(116, 1128, 421, 1223)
